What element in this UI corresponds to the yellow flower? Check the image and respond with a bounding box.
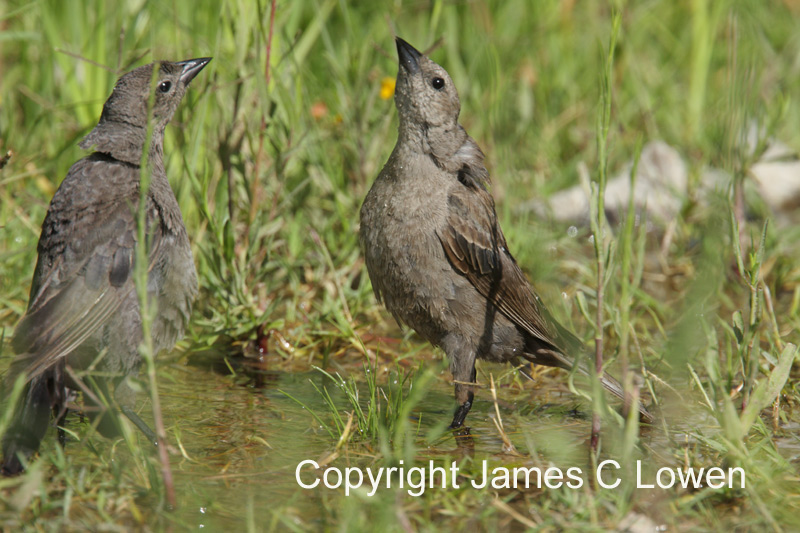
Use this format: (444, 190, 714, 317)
(379, 77, 395, 100)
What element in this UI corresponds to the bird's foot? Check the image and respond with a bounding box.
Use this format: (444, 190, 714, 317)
(449, 398, 473, 430)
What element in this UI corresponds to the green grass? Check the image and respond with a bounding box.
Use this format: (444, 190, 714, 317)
(2, 0, 800, 530)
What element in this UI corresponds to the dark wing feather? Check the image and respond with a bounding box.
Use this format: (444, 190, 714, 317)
(439, 172, 566, 352)
(439, 168, 654, 422)
(9, 164, 163, 383)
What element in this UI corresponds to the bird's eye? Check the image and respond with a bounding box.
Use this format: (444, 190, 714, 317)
(158, 81, 172, 93)
(431, 77, 445, 90)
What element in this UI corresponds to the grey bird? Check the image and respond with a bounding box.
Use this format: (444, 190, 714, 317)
(1, 57, 210, 475)
(360, 38, 652, 429)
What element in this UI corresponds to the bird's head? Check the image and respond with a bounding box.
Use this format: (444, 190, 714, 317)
(80, 57, 211, 164)
(394, 38, 460, 135)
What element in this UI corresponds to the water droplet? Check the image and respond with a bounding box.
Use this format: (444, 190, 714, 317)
(567, 226, 578, 237)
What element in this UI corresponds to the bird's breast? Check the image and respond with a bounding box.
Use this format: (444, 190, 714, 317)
(361, 160, 457, 343)
(149, 230, 198, 353)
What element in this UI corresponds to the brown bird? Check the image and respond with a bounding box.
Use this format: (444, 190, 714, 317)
(1, 57, 210, 475)
(360, 38, 651, 429)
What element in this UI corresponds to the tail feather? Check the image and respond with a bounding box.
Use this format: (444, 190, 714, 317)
(2, 367, 65, 476)
(597, 369, 654, 423)
(520, 348, 654, 422)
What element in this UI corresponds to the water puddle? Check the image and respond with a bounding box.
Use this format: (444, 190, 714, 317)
(155, 350, 604, 528)
(48, 346, 797, 529)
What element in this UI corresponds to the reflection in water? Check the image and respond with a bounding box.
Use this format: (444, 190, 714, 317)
(50, 347, 740, 529)
(163, 349, 581, 527)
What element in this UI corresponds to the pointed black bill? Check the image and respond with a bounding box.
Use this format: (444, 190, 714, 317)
(395, 38, 421, 74)
(177, 57, 212, 86)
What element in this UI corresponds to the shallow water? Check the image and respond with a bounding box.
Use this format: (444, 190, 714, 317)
(162, 364, 340, 529)
(154, 352, 597, 529)
(50, 346, 795, 530)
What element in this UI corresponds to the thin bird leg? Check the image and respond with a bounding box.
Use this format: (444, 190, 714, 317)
(65, 366, 157, 443)
(54, 373, 71, 448)
(450, 365, 477, 429)
(55, 411, 68, 448)
(121, 406, 158, 446)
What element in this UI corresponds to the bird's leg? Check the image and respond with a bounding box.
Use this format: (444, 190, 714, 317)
(121, 406, 158, 446)
(115, 377, 158, 446)
(53, 395, 69, 448)
(54, 364, 71, 448)
(56, 413, 68, 448)
(450, 364, 477, 429)
(77, 375, 158, 444)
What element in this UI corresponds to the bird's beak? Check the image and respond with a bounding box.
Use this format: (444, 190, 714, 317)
(177, 57, 212, 86)
(395, 38, 421, 74)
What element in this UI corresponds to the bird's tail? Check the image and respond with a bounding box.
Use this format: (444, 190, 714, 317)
(596, 369, 654, 423)
(1, 366, 65, 476)
(520, 347, 654, 422)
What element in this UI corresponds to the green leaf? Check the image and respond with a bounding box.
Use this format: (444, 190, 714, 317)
(732, 310, 744, 345)
(740, 343, 796, 432)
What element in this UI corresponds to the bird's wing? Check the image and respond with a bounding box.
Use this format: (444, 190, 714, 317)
(439, 168, 655, 422)
(438, 168, 575, 354)
(9, 167, 163, 382)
